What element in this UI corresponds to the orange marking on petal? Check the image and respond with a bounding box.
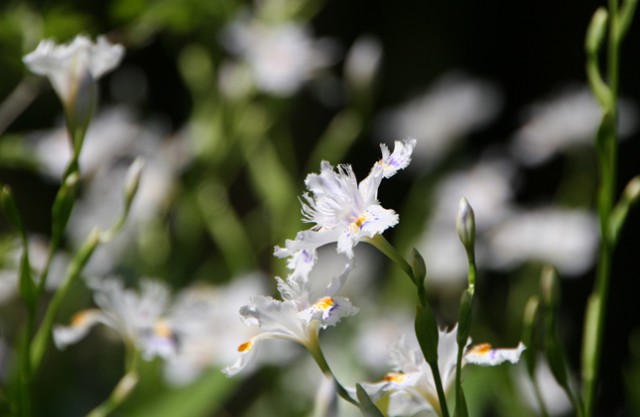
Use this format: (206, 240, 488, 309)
(468, 343, 493, 355)
(315, 296, 335, 311)
(383, 372, 405, 383)
(238, 340, 252, 353)
(71, 309, 96, 327)
(350, 214, 368, 232)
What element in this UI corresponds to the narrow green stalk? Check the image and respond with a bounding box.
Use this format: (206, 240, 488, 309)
(35, 243, 57, 298)
(453, 344, 465, 415)
(306, 323, 359, 407)
(87, 345, 140, 417)
(30, 229, 100, 371)
(426, 360, 450, 417)
(364, 235, 415, 283)
(18, 330, 32, 417)
(582, 0, 627, 414)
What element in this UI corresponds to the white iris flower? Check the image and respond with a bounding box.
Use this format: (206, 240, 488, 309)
(23, 35, 124, 108)
(223, 261, 358, 376)
(362, 326, 525, 415)
(54, 277, 178, 360)
(275, 139, 416, 277)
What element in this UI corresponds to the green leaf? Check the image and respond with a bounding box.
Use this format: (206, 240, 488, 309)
(415, 304, 439, 365)
(411, 248, 427, 287)
(18, 251, 36, 311)
(522, 297, 540, 376)
(356, 384, 385, 417)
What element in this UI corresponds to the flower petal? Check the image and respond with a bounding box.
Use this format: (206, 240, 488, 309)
(465, 342, 526, 366)
(53, 309, 110, 349)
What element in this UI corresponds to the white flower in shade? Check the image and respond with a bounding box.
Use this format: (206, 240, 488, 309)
(162, 273, 294, 386)
(54, 277, 178, 360)
(30, 107, 144, 180)
(222, 17, 333, 96)
(362, 327, 525, 416)
(344, 35, 383, 91)
(23, 35, 124, 114)
(376, 73, 502, 171)
(223, 261, 358, 376)
(511, 86, 638, 166)
(275, 139, 416, 276)
(486, 208, 599, 276)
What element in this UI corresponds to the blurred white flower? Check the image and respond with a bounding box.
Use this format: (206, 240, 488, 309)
(344, 35, 383, 91)
(354, 309, 415, 374)
(487, 208, 598, 276)
(54, 277, 178, 360)
(376, 73, 502, 171)
(222, 17, 333, 96)
(511, 86, 638, 165)
(275, 139, 415, 277)
(23, 35, 124, 127)
(416, 225, 470, 287)
(60, 115, 189, 275)
(30, 107, 148, 180)
(23, 35, 124, 102)
(163, 273, 294, 386)
(362, 328, 524, 416)
(515, 357, 573, 416)
(223, 261, 358, 376)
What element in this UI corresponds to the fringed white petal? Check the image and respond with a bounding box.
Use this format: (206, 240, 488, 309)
(465, 342, 526, 366)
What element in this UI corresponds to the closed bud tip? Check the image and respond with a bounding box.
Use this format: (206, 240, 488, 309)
(456, 197, 476, 254)
(586, 8, 608, 55)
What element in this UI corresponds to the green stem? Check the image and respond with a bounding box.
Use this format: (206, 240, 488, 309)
(87, 344, 139, 417)
(35, 244, 57, 299)
(30, 229, 100, 371)
(426, 360, 450, 417)
(18, 330, 32, 417)
(583, 1, 621, 414)
(364, 235, 415, 283)
(454, 344, 465, 413)
(306, 324, 359, 407)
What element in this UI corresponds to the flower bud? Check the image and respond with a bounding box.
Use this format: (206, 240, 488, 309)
(456, 197, 476, 254)
(585, 8, 608, 56)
